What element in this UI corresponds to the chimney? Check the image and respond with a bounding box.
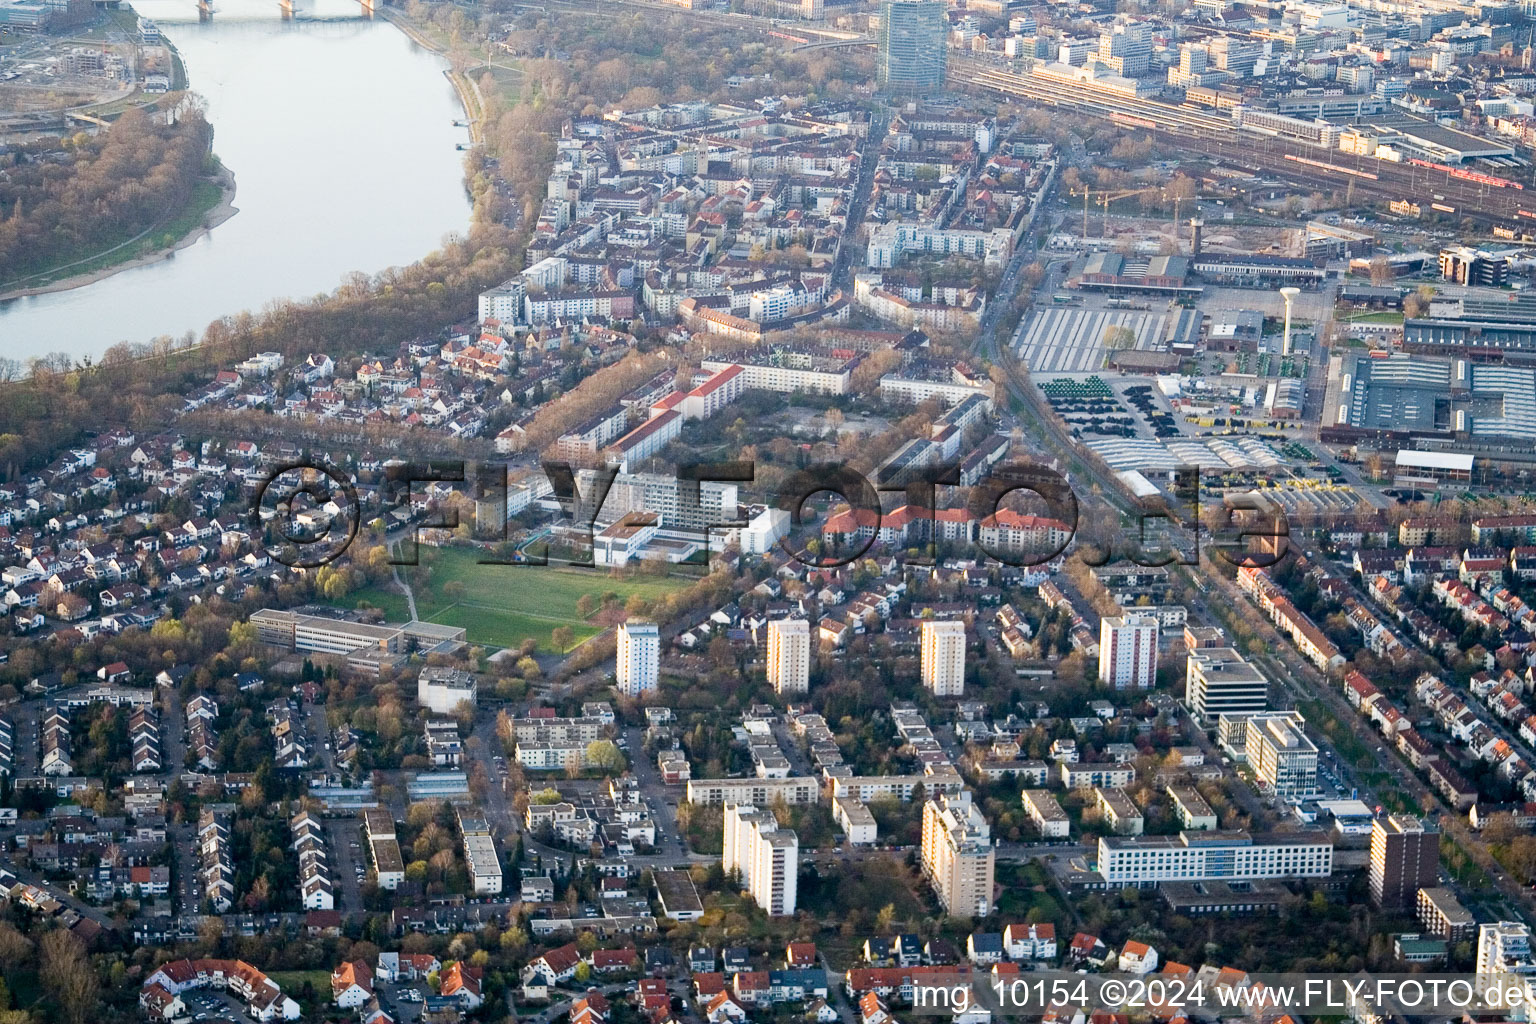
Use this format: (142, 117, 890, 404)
(1189, 218, 1204, 256)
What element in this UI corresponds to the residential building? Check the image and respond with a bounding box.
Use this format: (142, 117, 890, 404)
(1167, 786, 1218, 830)
(724, 804, 798, 916)
(1418, 887, 1475, 943)
(921, 620, 966, 696)
(617, 621, 660, 697)
(459, 814, 504, 895)
(767, 619, 811, 695)
(1369, 815, 1439, 909)
(1021, 790, 1070, 838)
(1478, 921, 1536, 981)
(417, 667, 477, 715)
(1098, 614, 1158, 689)
(920, 792, 994, 920)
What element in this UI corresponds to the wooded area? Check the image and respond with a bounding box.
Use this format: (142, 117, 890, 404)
(0, 107, 215, 284)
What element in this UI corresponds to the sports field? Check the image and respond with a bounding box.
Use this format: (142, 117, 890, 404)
(394, 547, 689, 652)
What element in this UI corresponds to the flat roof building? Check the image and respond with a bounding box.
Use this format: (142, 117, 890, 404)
(1098, 830, 1333, 886)
(921, 791, 994, 920)
(1369, 814, 1438, 909)
(1246, 712, 1318, 802)
(1185, 647, 1268, 722)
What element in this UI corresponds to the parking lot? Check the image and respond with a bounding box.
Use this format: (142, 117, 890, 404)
(180, 986, 250, 1022)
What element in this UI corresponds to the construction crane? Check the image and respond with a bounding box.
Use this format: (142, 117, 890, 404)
(1069, 184, 1203, 245)
(1068, 186, 1162, 240)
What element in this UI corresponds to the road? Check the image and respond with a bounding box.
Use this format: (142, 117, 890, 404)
(6, 862, 116, 927)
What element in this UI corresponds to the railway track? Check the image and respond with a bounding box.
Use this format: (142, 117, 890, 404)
(951, 60, 1533, 229)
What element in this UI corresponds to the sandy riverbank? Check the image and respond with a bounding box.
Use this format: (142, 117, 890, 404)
(0, 166, 239, 303)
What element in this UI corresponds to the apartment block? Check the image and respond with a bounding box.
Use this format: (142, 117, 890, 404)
(1021, 790, 1070, 838)
(1369, 815, 1439, 909)
(1098, 614, 1158, 689)
(617, 620, 660, 697)
(921, 620, 966, 696)
(724, 804, 798, 916)
(1417, 887, 1475, 943)
(920, 791, 995, 920)
(767, 619, 811, 695)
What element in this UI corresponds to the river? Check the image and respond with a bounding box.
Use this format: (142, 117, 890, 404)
(1, 0, 473, 364)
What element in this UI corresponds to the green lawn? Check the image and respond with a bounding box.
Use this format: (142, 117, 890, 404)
(397, 547, 689, 652)
(266, 971, 333, 999)
(347, 583, 411, 621)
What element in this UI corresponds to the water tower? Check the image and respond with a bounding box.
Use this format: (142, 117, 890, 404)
(1280, 287, 1300, 356)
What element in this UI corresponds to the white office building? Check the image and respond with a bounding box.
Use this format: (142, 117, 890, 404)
(417, 667, 477, 716)
(1245, 712, 1319, 802)
(1097, 830, 1333, 886)
(1185, 647, 1268, 721)
(767, 619, 811, 695)
(617, 620, 660, 697)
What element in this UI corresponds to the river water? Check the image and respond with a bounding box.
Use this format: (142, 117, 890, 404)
(1, 0, 472, 363)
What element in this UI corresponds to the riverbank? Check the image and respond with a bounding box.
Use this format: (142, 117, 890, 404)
(0, 166, 239, 304)
(378, 7, 483, 143)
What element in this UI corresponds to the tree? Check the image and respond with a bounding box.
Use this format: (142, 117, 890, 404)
(0, 926, 30, 971)
(585, 740, 626, 774)
(40, 930, 99, 1024)
(1368, 255, 1393, 287)
(551, 625, 575, 651)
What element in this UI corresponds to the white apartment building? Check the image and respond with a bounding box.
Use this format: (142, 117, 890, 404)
(767, 619, 811, 695)
(1098, 614, 1159, 689)
(417, 667, 477, 715)
(459, 815, 504, 895)
(833, 796, 879, 845)
(687, 777, 821, 806)
(1097, 830, 1333, 886)
(1021, 789, 1070, 838)
(1245, 712, 1319, 802)
(1478, 921, 1536, 982)
(477, 279, 527, 323)
(589, 470, 740, 536)
(617, 621, 660, 697)
(700, 357, 852, 397)
(921, 620, 966, 696)
(724, 804, 798, 916)
(921, 791, 995, 920)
